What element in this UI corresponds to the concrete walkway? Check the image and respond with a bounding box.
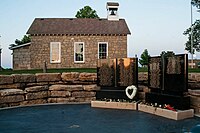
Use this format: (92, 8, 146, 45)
(0, 104, 199, 133)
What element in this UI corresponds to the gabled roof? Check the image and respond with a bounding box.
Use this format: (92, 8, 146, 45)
(27, 18, 131, 35)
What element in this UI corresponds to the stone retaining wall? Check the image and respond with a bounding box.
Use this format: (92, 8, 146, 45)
(0, 72, 200, 113)
(0, 72, 98, 108)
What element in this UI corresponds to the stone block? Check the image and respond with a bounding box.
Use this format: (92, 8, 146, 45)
(50, 91, 71, 97)
(74, 97, 96, 102)
(0, 89, 24, 96)
(9, 102, 20, 107)
(138, 72, 148, 81)
(189, 89, 200, 96)
(0, 75, 13, 85)
(0, 103, 8, 108)
(190, 96, 200, 107)
(189, 81, 200, 89)
(83, 85, 100, 91)
(25, 86, 48, 92)
(36, 73, 61, 82)
(12, 74, 36, 83)
(138, 85, 149, 92)
(26, 82, 49, 87)
(72, 91, 96, 98)
(0, 95, 24, 104)
(79, 73, 97, 81)
(137, 92, 145, 100)
(25, 91, 48, 100)
(61, 72, 80, 81)
(0, 83, 24, 89)
(49, 85, 83, 91)
(48, 97, 75, 103)
(191, 106, 200, 114)
(21, 99, 47, 106)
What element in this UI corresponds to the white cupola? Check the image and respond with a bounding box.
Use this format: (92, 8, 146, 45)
(106, 2, 119, 21)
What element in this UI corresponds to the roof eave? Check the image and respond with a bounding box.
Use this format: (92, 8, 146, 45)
(9, 42, 31, 50)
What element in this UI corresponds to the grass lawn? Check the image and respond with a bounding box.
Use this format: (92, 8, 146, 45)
(0, 67, 199, 75)
(0, 68, 97, 75)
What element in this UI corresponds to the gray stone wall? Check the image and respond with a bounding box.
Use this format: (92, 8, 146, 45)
(13, 45, 31, 70)
(0, 72, 98, 108)
(29, 35, 127, 69)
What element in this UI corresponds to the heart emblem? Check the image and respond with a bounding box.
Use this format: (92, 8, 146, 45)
(125, 85, 137, 99)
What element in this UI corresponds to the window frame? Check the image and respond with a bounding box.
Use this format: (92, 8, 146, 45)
(50, 42, 61, 63)
(98, 42, 108, 59)
(74, 42, 85, 63)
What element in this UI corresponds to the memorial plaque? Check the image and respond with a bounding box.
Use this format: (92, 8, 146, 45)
(164, 54, 188, 94)
(148, 57, 162, 90)
(97, 59, 115, 87)
(147, 53, 189, 109)
(117, 58, 138, 87)
(96, 58, 138, 100)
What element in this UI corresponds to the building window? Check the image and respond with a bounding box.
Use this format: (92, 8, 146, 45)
(50, 42, 61, 63)
(98, 42, 108, 59)
(74, 42, 84, 63)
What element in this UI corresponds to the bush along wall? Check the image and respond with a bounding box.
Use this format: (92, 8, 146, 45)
(0, 72, 99, 108)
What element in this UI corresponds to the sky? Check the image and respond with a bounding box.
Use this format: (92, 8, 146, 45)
(0, 0, 199, 68)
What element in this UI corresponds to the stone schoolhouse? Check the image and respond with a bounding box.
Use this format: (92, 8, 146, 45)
(10, 2, 131, 70)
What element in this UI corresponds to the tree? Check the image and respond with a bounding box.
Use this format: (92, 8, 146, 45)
(192, 0, 200, 8)
(160, 51, 175, 57)
(75, 6, 99, 18)
(139, 49, 150, 67)
(15, 35, 31, 45)
(184, 0, 200, 54)
(184, 20, 200, 53)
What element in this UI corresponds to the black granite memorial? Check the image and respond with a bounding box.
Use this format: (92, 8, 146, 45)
(96, 58, 138, 100)
(146, 53, 190, 110)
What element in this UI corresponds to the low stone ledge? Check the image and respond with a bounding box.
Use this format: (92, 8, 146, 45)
(91, 101, 137, 110)
(25, 91, 48, 100)
(72, 91, 96, 98)
(12, 74, 36, 83)
(190, 95, 200, 107)
(191, 105, 200, 114)
(48, 97, 75, 103)
(50, 91, 71, 97)
(61, 72, 80, 81)
(49, 85, 83, 91)
(0, 95, 24, 104)
(138, 104, 194, 120)
(0, 89, 24, 96)
(0, 103, 8, 108)
(79, 73, 97, 81)
(25, 86, 48, 92)
(0, 75, 13, 85)
(83, 85, 100, 91)
(9, 102, 20, 107)
(21, 99, 47, 106)
(75, 97, 96, 102)
(36, 73, 61, 82)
